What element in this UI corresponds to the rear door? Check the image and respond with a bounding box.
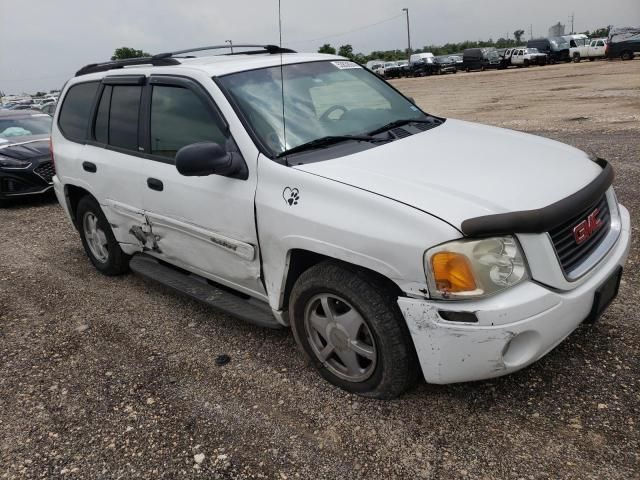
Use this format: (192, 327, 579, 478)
(139, 75, 264, 297)
(84, 76, 149, 247)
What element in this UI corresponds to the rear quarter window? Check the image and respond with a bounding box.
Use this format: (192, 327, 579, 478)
(58, 81, 100, 141)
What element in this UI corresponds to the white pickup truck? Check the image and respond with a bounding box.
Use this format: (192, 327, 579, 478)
(504, 47, 548, 66)
(565, 35, 607, 62)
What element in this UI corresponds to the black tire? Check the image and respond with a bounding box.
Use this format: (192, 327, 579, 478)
(573, 53, 581, 63)
(524, 60, 530, 67)
(76, 195, 130, 276)
(589, 57, 596, 61)
(621, 51, 633, 61)
(289, 261, 420, 399)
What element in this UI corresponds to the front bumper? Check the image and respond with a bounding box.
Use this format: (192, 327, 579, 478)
(399, 204, 631, 384)
(0, 160, 54, 199)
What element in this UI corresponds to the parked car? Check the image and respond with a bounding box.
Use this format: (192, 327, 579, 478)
(39, 103, 57, 116)
(373, 61, 399, 78)
(365, 60, 384, 72)
(52, 46, 630, 399)
(409, 52, 435, 65)
(462, 48, 502, 71)
(409, 58, 439, 76)
(607, 26, 640, 60)
(433, 56, 457, 74)
(527, 37, 571, 63)
(504, 47, 548, 67)
(567, 36, 607, 62)
(0, 110, 54, 205)
(384, 60, 408, 79)
(449, 54, 464, 70)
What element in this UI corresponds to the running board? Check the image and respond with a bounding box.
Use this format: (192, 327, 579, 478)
(129, 254, 282, 329)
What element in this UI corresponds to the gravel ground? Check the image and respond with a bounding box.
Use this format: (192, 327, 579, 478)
(1, 60, 639, 479)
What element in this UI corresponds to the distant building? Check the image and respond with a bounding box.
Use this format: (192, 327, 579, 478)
(548, 22, 565, 37)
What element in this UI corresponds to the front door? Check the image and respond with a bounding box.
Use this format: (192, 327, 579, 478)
(139, 76, 264, 298)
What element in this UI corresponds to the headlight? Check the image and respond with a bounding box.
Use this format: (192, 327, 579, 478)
(424, 236, 529, 300)
(0, 155, 31, 169)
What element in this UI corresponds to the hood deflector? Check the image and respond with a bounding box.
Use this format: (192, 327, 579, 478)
(461, 158, 613, 236)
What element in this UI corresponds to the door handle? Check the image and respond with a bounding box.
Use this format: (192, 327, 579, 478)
(82, 161, 97, 173)
(147, 178, 163, 191)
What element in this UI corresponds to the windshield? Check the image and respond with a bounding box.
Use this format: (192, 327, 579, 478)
(0, 114, 51, 140)
(218, 60, 427, 157)
(550, 38, 570, 50)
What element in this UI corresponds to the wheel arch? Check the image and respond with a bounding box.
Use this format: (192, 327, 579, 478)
(64, 183, 95, 228)
(278, 248, 403, 313)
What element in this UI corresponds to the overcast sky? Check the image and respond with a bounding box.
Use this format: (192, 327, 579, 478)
(1, 0, 638, 94)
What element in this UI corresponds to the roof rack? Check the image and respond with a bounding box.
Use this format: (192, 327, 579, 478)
(152, 44, 296, 59)
(75, 56, 180, 76)
(75, 44, 296, 77)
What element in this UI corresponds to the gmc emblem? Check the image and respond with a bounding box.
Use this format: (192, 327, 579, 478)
(573, 208, 603, 245)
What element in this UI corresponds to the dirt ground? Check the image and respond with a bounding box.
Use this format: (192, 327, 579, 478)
(1, 60, 639, 480)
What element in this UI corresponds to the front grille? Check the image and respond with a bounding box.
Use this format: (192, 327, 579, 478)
(34, 161, 55, 183)
(549, 194, 611, 275)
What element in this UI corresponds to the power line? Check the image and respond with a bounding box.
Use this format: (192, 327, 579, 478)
(287, 14, 404, 45)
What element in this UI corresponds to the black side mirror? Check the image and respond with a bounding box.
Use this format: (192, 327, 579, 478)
(407, 96, 416, 104)
(175, 142, 247, 179)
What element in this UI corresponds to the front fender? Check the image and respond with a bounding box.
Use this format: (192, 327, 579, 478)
(255, 156, 460, 309)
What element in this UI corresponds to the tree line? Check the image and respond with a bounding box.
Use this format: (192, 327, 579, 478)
(318, 26, 611, 62)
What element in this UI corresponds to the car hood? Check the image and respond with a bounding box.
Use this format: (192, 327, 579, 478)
(0, 135, 50, 160)
(295, 119, 603, 232)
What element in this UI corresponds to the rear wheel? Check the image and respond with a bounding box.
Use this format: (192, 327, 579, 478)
(621, 51, 634, 61)
(76, 195, 130, 275)
(290, 262, 419, 399)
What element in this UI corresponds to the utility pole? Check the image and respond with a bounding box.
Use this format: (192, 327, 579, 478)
(402, 8, 411, 57)
(569, 12, 575, 34)
(225, 39, 234, 54)
(529, 24, 533, 40)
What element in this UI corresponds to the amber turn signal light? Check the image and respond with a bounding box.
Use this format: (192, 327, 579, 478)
(430, 252, 477, 294)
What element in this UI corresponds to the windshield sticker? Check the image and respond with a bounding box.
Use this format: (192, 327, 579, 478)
(331, 61, 361, 70)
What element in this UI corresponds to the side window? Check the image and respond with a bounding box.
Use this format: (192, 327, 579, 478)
(58, 82, 99, 141)
(109, 86, 142, 151)
(596, 41, 605, 47)
(150, 85, 225, 159)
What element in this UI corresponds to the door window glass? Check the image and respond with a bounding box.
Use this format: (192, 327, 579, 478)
(108, 86, 141, 151)
(150, 86, 225, 159)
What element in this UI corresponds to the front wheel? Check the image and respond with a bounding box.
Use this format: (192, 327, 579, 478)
(76, 195, 130, 275)
(290, 262, 419, 399)
(573, 53, 581, 63)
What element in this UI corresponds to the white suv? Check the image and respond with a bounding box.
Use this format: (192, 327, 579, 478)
(51, 45, 631, 399)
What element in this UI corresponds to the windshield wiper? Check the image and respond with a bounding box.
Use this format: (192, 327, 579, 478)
(276, 135, 382, 158)
(367, 118, 436, 136)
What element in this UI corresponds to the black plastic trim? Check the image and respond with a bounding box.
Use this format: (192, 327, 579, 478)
(461, 158, 614, 236)
(102, 75, 146, 85)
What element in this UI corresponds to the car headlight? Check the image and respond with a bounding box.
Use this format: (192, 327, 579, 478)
(424, 236, 529, 300)
(0, 155, 31, 169)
